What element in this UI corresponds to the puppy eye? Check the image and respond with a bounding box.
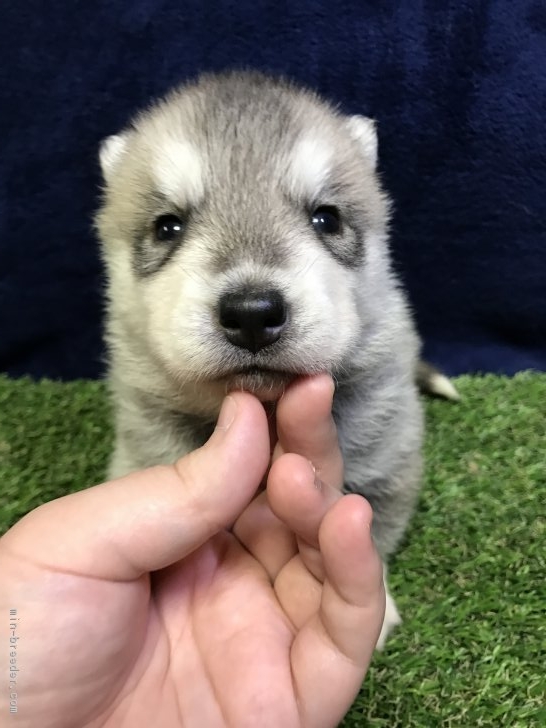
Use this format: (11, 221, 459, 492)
(153, 214, 186, 242)
(311, 206, 342, 235)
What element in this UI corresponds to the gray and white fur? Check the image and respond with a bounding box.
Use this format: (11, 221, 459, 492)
(96, 71, 448, 645)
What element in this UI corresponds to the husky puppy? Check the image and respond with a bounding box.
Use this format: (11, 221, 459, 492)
(96, 71, 451, 645)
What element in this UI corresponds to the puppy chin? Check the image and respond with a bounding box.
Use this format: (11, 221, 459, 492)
(221, 369, 295, 402)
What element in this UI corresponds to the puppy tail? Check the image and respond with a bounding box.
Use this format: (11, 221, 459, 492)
(415, 360, 460, 401)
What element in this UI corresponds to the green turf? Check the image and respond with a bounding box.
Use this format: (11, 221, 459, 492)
(1, 373, 544, 726)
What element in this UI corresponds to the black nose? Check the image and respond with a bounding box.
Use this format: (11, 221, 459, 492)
(218, 289, 288, 353)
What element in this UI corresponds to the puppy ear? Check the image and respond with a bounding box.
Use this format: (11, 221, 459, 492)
(345, 115, 378, 169)
(99, 134, 129, 180)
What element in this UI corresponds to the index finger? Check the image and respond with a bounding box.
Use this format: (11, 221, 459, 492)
(274, 374, 343, 490)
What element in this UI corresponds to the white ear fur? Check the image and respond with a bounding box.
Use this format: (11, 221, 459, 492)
(99, 134, 129, 179)
(345, 115, 378, 169)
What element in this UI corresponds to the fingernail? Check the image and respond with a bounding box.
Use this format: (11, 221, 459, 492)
(216, 396, 236, 432)
(308, 460, 323, 491)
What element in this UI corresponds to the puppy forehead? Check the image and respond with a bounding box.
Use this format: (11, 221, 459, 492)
(144, 110, 339, 210)
(288, 133, 334, 199)
(151, 137, 205, 206)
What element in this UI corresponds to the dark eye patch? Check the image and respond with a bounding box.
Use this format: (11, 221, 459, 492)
(131, 207, 191, 276)
(302, 197, 365, 267)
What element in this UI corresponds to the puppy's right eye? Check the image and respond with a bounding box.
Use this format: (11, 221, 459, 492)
(154, 214, 185, 243)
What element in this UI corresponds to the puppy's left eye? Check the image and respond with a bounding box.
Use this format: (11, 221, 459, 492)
(311, 206, 342, 235)
(154, 214, 186, 243)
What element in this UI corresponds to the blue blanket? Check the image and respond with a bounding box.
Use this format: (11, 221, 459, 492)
(1, 0, 545, 378)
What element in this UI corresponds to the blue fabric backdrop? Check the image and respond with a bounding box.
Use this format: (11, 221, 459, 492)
(1, 0, 545, 379)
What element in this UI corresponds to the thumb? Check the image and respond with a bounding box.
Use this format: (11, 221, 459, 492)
(1, 392, 269, 580)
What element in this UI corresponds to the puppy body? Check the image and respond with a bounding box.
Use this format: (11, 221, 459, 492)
(97, 72, 424, 639)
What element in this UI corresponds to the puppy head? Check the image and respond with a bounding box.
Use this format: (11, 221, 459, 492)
(96, 72, 393, 414)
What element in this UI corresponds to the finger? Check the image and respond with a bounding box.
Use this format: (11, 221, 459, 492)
(275, 374, 343, 490)
(235, 451, 342, 584)
(269, 453, 346, 629)
(268, 454, 341, 548)
(234, 375, 343, 580)
(290, 495, 386, 727)
(2, 393, 270, 580)
(268, 453, 342, 582)
(232, 490, 297, 581)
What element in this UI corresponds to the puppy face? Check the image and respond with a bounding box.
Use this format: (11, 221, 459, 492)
(97, 72, 392, 413)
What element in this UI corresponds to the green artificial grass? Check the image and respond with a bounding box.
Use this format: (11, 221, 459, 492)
(1, 372, 545, 726)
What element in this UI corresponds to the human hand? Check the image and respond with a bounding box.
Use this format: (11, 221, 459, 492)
(0, 376, 385, 728)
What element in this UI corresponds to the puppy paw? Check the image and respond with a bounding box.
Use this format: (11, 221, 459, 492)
(376, 588, 402, 650)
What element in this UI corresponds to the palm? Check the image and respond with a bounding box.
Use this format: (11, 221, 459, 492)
(115, 531, 302, 727)
(96, 489, 329, 727)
